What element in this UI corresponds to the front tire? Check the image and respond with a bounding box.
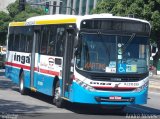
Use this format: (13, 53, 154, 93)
(19, 72, 27, 95)
(53, 80, 64, 108)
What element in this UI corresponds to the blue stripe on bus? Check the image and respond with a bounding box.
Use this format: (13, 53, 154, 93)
(5, 66, 57, 96)
(5, 65, 148, 105)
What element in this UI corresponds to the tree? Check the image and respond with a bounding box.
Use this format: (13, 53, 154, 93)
(93, 0, 160, 69)
(0, 0, 46, 45)
(7, 0, 46, 22)
(0, 11, 12, 45)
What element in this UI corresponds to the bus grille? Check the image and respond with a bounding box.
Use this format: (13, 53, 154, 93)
(90, 75, 141, 82)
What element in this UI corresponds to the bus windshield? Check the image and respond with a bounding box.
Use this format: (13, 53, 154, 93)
(75, 32, 149, 74)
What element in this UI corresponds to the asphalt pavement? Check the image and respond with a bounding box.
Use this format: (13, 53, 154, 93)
(0, 69, 160, 119)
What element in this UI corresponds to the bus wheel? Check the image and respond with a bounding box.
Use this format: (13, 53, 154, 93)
(19, 72, 27, 95)
(53, 80, 64, 108)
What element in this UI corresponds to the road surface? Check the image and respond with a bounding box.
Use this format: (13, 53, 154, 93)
(0, 69, 159, 119)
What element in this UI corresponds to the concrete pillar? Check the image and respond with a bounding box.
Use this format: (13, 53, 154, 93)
(56, 0, 60, 14)
(93, 0, 97, 9)
(50, 0, 53, 15)
(79, 0, 82, 15)
(72, 0, 76, 15)
(66, 0, 71, 14)
(85, 0, 90, 15)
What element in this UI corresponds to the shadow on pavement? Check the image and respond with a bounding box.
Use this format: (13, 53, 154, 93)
(128, 104, 160, 115)
(64, 102, 160, 115)
(64, 102, 126, 115)
(0, 78, 18, 91)
(0, 99, 51, 114)
(0, 70, 160, 116)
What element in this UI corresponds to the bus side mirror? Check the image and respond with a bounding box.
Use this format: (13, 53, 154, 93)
(66, 25, 79, 48)
(152, 46, 156, 53)
(66, 25, 76, 34)
(74, 49, 78, 56)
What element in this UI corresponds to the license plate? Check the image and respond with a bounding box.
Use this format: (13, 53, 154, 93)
(109, 96, 122, 100)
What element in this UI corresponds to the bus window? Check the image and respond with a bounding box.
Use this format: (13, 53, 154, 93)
(8, 27, 14, 51)
(35, 31, 41, 53)
(46, 25, 66, 56)
(40, 26, 49, 54)
(14, 34, 20, 51)
(47, 25, 57, 55)
(56, 26, 65, 56)
(25, 27, 33, 53)
(19, 34, 26, 52)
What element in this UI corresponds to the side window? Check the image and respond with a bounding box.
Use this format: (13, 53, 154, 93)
(35, 31, 41, 53)
(13, 27, 25, 52)
(26, 26, 33, 53)
(56, 26, 66, 57)
(47, 25, 57, 55)
(39, 25, 66, 56)
(19, 27, 27, 52)
(19, 34, 26, 52)
(26, 37, 32, 53)
(14, 32, 20, 51)
(8, 27, 14, 51)
(40, 26, 49, 55)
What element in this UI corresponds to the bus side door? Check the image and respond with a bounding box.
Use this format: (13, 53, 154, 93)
(62, 27, 75, 98)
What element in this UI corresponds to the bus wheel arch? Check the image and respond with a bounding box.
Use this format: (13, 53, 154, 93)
(52, 76, 65, 108)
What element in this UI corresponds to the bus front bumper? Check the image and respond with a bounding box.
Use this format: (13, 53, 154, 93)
(69, 82, 148, 105)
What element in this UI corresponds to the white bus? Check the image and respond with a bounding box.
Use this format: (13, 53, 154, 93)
(6, 14, 151, 109)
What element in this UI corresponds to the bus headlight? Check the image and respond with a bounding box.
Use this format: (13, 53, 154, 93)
(75, 78, 96, 92)
(133, 81, 149, 92)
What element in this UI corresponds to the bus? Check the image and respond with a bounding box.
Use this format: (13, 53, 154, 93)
(5, 14, 151, 109)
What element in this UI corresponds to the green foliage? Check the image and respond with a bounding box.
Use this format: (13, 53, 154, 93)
(0, 11, 12, 32)
(13, 4, 46, 22)
(7, 0, 20, 18)
(0, 0, 46, 45)
(92, 0, 116, 14)
(93, 0, 160, 68)
(151, 11, 160, 31)
(0, 11, 11, 45)
(93, 0, 160, 40)
(7, 0, 46, 22)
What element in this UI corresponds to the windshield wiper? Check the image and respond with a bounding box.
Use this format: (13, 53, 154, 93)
(122, 33, 136, 52)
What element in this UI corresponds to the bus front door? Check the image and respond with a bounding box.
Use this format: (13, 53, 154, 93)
(62, 32, 74, 98)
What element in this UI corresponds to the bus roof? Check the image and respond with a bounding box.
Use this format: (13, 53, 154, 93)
(9, 22, 25, 27)
(9, 14, 151, 28)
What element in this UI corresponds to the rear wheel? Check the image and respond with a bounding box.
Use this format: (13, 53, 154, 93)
(53, 80, 65, 108)
(19, 72, 27, 95)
